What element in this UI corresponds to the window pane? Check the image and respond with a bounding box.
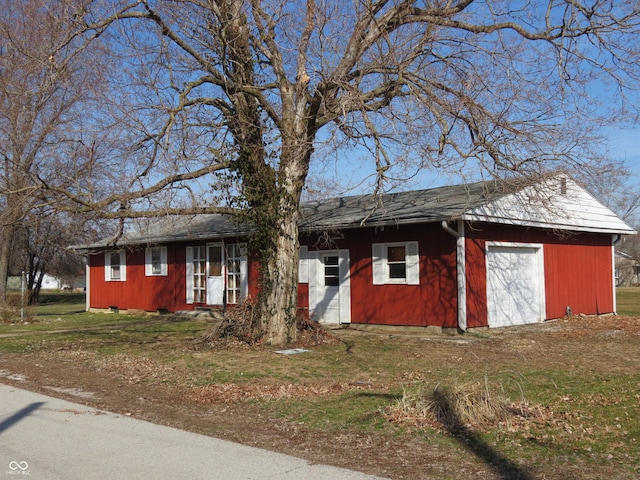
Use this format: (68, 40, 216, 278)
(389, 263, 406, 279)
(151, 248, 162, 275)
(208, 246, 222, 276)
(110, 252, 121, 280)
(324, 256, 340, 286)
(387, 246, 405, 262)
(325, 266, 339, 277)
(324, 256, 339, 266)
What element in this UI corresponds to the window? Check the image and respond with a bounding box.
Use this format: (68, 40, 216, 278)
(105, 251, 126, 282)
(387, 246, 406, 280)
(226, 244, 244, 304)
(372, 242, 419, 285)
(323, 255, 340, 287)
(145, 247, 167, 276)
(208, 245, 222, 276)
(186, 246, 206, 304)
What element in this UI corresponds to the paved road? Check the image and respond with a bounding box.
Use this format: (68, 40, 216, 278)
(0, 383, 386, 479)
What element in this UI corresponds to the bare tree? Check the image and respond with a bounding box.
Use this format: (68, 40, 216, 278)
(0, 0, 114, 301)
(9, 208, 92, 304)
(57, 0, 640, 345)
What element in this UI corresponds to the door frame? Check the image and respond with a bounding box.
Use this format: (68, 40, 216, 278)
(308, 249, 351, 324)
(485, 242, 546, 328)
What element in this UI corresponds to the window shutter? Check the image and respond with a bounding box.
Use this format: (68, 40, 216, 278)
(160, 247, 168, 276)
(104, 251, 111, 281)
(185, 247, 194, 304)
(239, 245, 249, 299)
(145, 248, 152, 276)
(308, 250, 319, 315)
(372, 244, 385, 285)
(298, 246, 309, 284)
(406, 241, 419, 285)
(119, 251, 126, 281)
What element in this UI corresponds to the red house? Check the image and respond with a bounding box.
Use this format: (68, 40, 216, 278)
(80, 175, 635, 331)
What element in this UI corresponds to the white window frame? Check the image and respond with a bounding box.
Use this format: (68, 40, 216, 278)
(104, 250, 127, 282)
(225, 243, 248, 304)
(186, 246, 206, 304)
(145, 247, 168, 276)
(372, 242, 419, 285)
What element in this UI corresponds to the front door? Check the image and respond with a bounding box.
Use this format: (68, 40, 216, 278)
(206, 243, 224, 305)
(309, 250, 351, 324)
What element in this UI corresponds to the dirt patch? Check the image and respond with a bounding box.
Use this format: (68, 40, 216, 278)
(2, 315, 640, 479)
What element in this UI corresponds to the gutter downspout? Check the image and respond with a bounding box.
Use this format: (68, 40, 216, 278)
(612, 234, 622, 315)
(442, 220, 467, 332)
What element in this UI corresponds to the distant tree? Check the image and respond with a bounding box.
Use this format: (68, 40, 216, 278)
(9, 209, 91, 304)
(0, 0, 117, 301)
(57, 0, 640, 345)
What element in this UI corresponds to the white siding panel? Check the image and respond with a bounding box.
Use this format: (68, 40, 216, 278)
(465, 176, 635, 234)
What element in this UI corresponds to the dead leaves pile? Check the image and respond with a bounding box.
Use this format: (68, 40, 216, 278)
(95, 354, 178, 384)
(187, 381, 375, 404)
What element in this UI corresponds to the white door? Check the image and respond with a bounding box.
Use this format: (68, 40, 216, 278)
(486, 244, 545, 328)
(309, 250, 351, 324)
(206, 243, 224, 305)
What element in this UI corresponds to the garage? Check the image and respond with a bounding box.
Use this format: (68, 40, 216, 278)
(486, 243, 545, 328)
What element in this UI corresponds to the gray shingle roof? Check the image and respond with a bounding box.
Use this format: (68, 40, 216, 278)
(299, 180, 494, 230)
(75, 178, 575, 249)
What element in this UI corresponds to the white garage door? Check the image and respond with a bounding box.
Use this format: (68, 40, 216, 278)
(486, 243, 545, 328)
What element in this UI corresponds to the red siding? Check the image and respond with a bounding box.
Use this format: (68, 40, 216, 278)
(464, 223, 614, 327)
(89, 239, 259, 312)
(89, 246, 187, 312)
(88, 222, 615, 329)
(301, 224, 458, 327)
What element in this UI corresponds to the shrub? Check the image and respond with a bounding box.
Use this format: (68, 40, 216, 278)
(0, 292, 33, 324)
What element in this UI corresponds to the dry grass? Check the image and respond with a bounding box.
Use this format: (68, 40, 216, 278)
(387, 378, 515, 432)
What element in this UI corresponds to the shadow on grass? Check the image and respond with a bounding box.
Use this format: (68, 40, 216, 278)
(432, 389, 535, 480)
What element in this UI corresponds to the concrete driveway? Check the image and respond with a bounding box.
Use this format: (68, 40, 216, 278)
(0, 383, 386, 479)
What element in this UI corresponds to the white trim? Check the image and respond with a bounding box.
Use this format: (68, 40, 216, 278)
(338, 249, 351, 324)
(239, 248, 249, 300)
(485, 242, 546, 327)
(456, 221, 467, 331)
(185, 247, 194, 304)
(308, 250, 319, 313)
(104, 250, 126, 282)
(372, 244, 385, 285)
(85, 261, 90, 312)
(372, 242, 419, 285)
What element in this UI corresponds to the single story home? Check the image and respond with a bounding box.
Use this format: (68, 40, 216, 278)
(615, 250, 640, 287)
(77, 175, 636, 331)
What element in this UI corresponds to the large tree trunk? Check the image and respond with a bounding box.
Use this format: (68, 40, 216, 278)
(257, 200, 301, 345)
(250, 140, 312, 346)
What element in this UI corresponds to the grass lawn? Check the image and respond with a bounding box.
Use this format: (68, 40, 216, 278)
(617, 287, 640, 315)
(1, 292, 639, 479)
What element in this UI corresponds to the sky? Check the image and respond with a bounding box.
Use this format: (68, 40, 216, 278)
(304, 125, 640, 228)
